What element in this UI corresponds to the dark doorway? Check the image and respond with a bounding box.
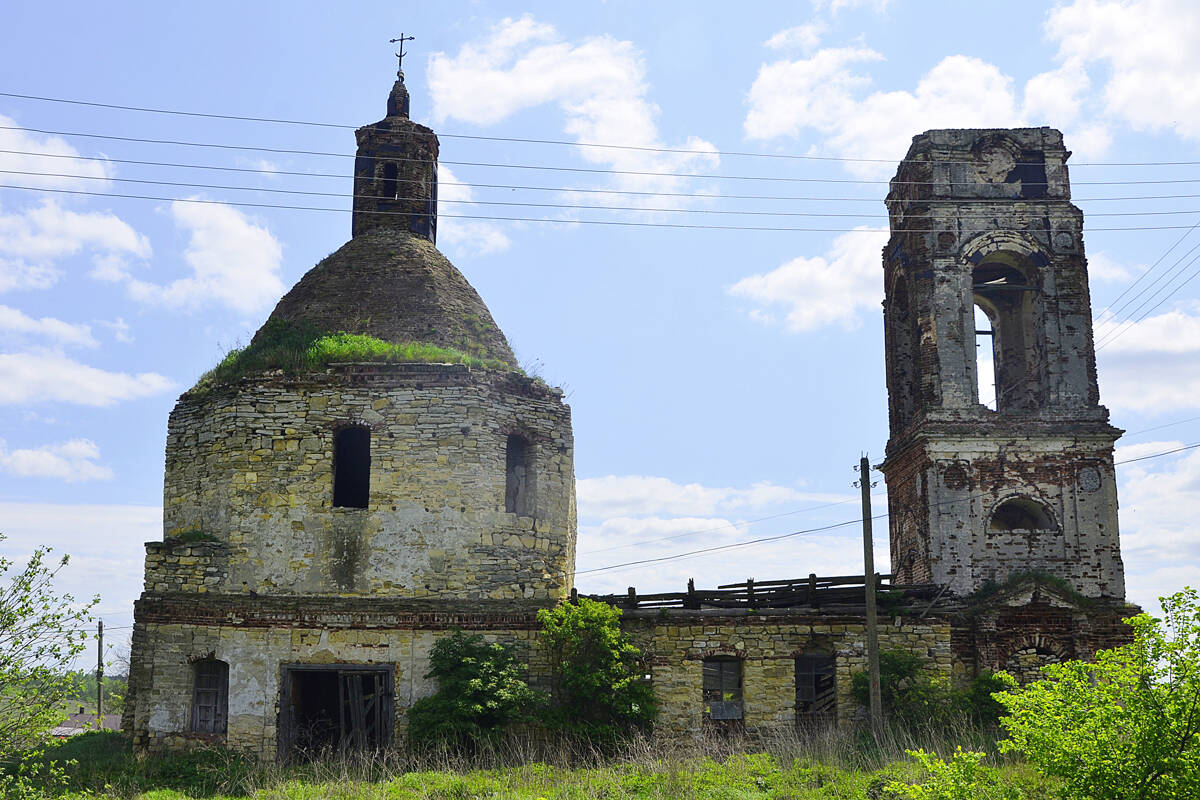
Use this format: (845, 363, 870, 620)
(280, 666, 392, 761)
(795, 653, 837, 727)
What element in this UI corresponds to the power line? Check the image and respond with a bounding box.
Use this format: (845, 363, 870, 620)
(5, 89, 1200, 168)
(1115, 442, 1200, 465)
(7, 125, 1200, 187)
(15, 168, 1200, 221)
(7, 148, 1200, 205)
(577, 496, 867, 557)
(10, 183, 1200, 234)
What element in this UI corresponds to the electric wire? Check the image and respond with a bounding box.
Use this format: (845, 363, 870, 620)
(8, 183, 1200, 233)
(6, 148, 1200, 205)
(5, 89, 1200, 168)
(6, 124, 1200, 186)
(13, 168, 1200, 222)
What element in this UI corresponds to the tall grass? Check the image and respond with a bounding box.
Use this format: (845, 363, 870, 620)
(20, 723, 1048, 799)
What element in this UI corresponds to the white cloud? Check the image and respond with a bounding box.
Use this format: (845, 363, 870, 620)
(1095, 308, 1200, 413)
(125, 199, 283, 313)
(0, 305, 95, 347)
(577, 474, 823, 519)
(1113, 440, 1200, 612)
(0, 351, 174, 406)
(1022, 60, 1091, 127)
(98, 317, 134, 343)
(0, 114, 112, 191)
(1087, 251, 1134, 283)
(1046, 0, 1200, 142)
(0, 502, 161, 632)
(0, 200, 150, 292)
(437, 165, 510, 257)
(0, 438, 113, 482)
(728, 227, 887, 331)
(429, 16, 719, 216)
(765, 23, 827, 53)
(812, 0, 892, 12)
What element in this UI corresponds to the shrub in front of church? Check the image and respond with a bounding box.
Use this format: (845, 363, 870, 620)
(852, 650, 1006, 729)
(405, 630, 541, 748)
(537, 598, 657, 742)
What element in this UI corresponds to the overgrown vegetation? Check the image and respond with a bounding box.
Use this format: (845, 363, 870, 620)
(851, 650, 1007, 728)
(63, 672, 128, 716)
(190, 319, 512, 394)
(0, 533, 97, 799)
(994, 587, 1200, 800)
(537, 598, 657, 743)
(406, 630, 541, 748)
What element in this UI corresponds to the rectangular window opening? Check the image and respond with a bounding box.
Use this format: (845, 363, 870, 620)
(795, 654, 837, 726)
(333, 427, 371, 509)
(702, 657, 743, 721)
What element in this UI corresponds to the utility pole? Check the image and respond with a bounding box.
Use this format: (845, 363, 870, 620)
(96, 620, 103, 720)
(857, 456, 883, 735)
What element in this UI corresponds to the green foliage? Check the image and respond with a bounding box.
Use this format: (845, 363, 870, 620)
(536, 598, 657, 741)
(852, 652, 1008, 728)
(0, 534, 97, 760)
(170, 528, 221, 544)
(995, 587, 1200, 800)
(191, 319, 511, 394)
(886, 748, 1022, 800)
(406, 630, 540, 747)
(64, 670, 128, 715)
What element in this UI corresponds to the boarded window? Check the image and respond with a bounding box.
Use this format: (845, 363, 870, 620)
(505, 434, 533, 516)
(702, 657, 743, 720)
(795, 654, 837, 723)
(381, 162, 399, 200)
(190, 658, 228, 735)
(333, 427, 370, 509)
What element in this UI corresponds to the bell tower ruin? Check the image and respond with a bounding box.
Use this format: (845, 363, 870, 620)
(879, 128, 1126, 600)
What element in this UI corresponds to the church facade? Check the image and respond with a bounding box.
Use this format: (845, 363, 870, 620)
(123, 70, 1136, 759)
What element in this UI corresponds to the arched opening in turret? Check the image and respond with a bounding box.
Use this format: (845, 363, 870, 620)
(333, 426, 370, 509)
(974, 303, 997, 410)
(990, 496, 1055, 532)
(505, 434, 534, 516)
(972, 258, 1045, 411)
(381, 162, 399, 200)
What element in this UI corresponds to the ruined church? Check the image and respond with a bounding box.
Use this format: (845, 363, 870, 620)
(123, 68, 1137, 759)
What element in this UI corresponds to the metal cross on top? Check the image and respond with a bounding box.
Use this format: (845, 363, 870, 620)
(389, 34, 415, 75)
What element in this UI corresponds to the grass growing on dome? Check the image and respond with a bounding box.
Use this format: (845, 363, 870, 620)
(190, 320, 511, 394)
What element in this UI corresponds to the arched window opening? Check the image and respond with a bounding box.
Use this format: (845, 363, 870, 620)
(972, 259, 1043, 411)
(190, 658, 228, 734)
(702, 656, 743, 721)
(795, 653, 836, 724)
(974, 303, 997, 410)
(990, 497, 1055, 532)
(333, 427, 370, 509)
(381, 162, 399, 200)
(505, 434, 533, 516)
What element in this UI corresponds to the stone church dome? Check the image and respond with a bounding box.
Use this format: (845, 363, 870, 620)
(252, 228, 516, 366)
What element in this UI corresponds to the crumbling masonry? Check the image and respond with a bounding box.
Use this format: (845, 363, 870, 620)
(123, 71, 1136, 757)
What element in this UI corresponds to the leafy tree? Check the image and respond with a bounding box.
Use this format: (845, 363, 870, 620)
(0, 535, 97, 752)
(406, 630, 539, 747)
(536, 598, 656, 741)
(995, 587, 1200, 800)
(0, 534, 96, 797)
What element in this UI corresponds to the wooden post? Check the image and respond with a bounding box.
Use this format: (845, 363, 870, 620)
(859, 456, 883, 734)
(96, 620, 104, 721)
(746, 577, 756, 609)
(570, 587, 578, 604)
(626, 586, 637, 609)
(686, 578, 696, 609)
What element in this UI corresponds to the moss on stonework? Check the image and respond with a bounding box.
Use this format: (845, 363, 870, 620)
(189, 319, 514, 396)
(968, 570, 1096, 608)
(168, 528, 222, 545)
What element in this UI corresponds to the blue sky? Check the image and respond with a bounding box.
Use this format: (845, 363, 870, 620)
(3, 0, 1200, 654)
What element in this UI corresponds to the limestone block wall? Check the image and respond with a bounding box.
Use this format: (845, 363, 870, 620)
(160, 364, 576, 601)
(143, 540, 229, 594)
(124, 595, 548, 759)
(621, 609, 952, 734)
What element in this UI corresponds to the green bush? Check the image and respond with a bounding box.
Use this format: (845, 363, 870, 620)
(406, 630, 540, 748)
(536, 598, 657, 742)
(995, 587, 1200, 800)
(886, 748, 1022, 800)
(852, 652, 1008, 728)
